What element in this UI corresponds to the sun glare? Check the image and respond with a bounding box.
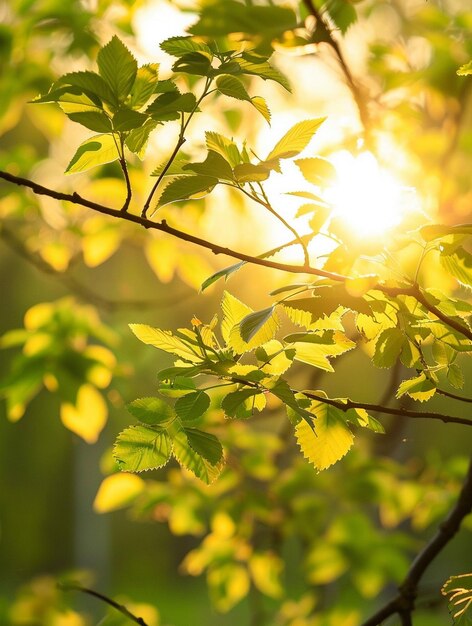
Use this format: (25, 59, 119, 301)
(325, 151, 416, 238)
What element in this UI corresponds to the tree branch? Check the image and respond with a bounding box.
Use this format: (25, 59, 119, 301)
(59, 583, 149, 626)
(1, 170, 471, 342)
(301, 0, 371, 141)
(360, 455, 472, 626)
(303, 391, 472, 427)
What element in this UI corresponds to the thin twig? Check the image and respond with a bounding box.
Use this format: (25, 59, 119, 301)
(142, 78, 212, 217)
(302, 0, 370, 140)
(437, 388, 472, 404)
(360, 455, 472, 626)
(302, 391, 472, 427)
(1, 170, 471, 341)
(59, 583, 149, 626)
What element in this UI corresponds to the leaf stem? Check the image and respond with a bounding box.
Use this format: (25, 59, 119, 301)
(59, 583, 149, 626)
(142, 78, 212, 217)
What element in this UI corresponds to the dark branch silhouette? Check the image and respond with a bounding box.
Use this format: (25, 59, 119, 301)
(59, 583, 149, 626)
(303, 391, 472, 427)
(360, 455, 472, 626)
(2, 170, 471, 342)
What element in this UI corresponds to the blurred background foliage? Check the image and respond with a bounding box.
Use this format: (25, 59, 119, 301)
(0, 0, 471, 625)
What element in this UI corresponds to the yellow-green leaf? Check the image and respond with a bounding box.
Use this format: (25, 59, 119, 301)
(65, 134, 119, 174)
(295, 401, 354, 471)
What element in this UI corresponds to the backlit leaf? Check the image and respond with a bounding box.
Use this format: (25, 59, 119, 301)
(295, 401, 354, 471)
(94, 473, 145, 513)
(127, 397, 174, 426)
(201, 262, 245, 292)
(156, 175, 218, 208)
(146, 91, 197, 120)
(457, 60, 472, 76)
(234, 55, 291, 91)
(185, 427, 223, 465)
(173, 427, 223, 484)
(112, 107, 148, 131)
(221, 388, 262, 419)
(129, 63, 159, 109)
(175, 391, 211, 422)
(160, 36, 213, 59)
(125, 119, 159, 158)
(440, 246, 472, 288)
(442, 573, 472, 625)
(239, 307, 276, 343)
(205, 131, 241, 167)
(97, 35, 137, 101)
(373, 328, 405, 368)
(295, 157, 337, 187)
(65, 134, 119, 174)
(129, 324, 204, 362)
(233, 162, 270, 183)
(184, 150, 234, 181)
(113, 424, 172, 472)
(60, 384, 107, 443)
(396, 373, 436, 402)
(56, 71, 118, 107)
(266, 118, 325, 161)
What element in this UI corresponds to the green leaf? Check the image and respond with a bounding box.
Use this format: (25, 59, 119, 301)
(442, 573, 472, 625)
(65, 134, 120, 174)
(33, 86, 103, 115)
(172, 427, 223, 484)
(113, 424, 172, 472)
(184, 427, 223, 465)
(129, 63, 160, 109)
(239, 307, 276, 343)
(201, 262, 245, 292)
(373, 328, 405, 368)
(440, 246, 472, 287)
(251, 96, 271, 124)
(56, 71, 118, 107)
(266, 118, 326, 161)
(221, 388, 262, 418)
(205, 131, 241, 167)
(156, 175, 218, 208)
(457, 60, 472, 76)
(282, 286, 372, 324)
(295, 157, 337, 187)
(295, 401, 354, 471)
(184, 150, 234, 181)
(447, 363, 464, 389)
(287, 331, 355, 372)
(97, 35, 137, 101)
(221, 294, 279, 353)
(233, 162, 271, 183)
(125, 119, 159, 158)
(325, 0, 358, 34)
(113, 107, 148, 132)
(216, 74, 251, 101)
(396, 373, 436, 402)
(173, 52, 212, 76)
(151, 151, 190, 177)
(129, 324, 204, 362)
(146, 91, 198, 121)
(160, 36, 213, 59)
(175, 391, 211, 422)
(66, 111, 112, 133)
(234, 54, 291, 91)
(127, 397, 174, 426)
(269, 379, 313, 423)
(345, 408, 385, 433)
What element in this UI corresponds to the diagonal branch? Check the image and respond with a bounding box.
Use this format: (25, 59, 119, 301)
(1, 170, 471, 341)
(360, 455, 472, 626)
(302, 391, 472, 427)
(59, 583, 149, 626)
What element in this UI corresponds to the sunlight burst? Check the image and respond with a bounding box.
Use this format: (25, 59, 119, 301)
(325, 151, 416, 238)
